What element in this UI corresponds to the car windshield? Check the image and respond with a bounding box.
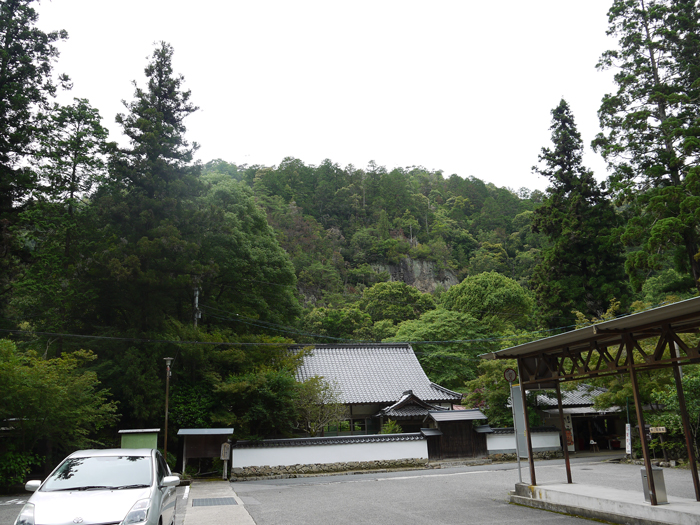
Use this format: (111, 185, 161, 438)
(41, 455, 152, 492)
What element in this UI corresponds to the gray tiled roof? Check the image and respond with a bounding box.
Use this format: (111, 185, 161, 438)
(292, 344, 463, 404)
(536, 384, 608, 407)
(377, 391, 448, 418)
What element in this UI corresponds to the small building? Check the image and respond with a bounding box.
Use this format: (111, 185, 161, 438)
(536, 384, 623, 452)
(423, 408, 489, 459)
(118, 428, 160, 449)
(177, 428, 233, 473)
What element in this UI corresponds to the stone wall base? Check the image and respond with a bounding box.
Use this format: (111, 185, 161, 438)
(488, 450, 564, 462)
(231, 458, 429, 481)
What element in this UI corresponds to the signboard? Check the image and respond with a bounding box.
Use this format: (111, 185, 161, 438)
(511, 385, 528, 459)
(649, 427, 667, 434)
(220, 442, 231, 461)
(625, 423, 632, 455)
(504, 368, 517, 382)
(563, 413, 575, 452)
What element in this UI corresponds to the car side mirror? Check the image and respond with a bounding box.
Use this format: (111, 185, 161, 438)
(161, 475, 180, 488)
(25, 480, 41, 492)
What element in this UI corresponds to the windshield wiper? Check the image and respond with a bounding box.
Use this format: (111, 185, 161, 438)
(52, 485, 114, 492)
(114, 484, 150, 490)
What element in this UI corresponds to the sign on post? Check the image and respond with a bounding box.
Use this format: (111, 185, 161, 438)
(649, 427, 667, 434)
(221, 442, 231, 480)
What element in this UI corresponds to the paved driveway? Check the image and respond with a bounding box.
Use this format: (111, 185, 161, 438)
(232, 457, 698, 525)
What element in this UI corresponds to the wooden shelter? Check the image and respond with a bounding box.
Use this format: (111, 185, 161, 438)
(481, 297, 700, 506)
(423, 409, 488, 459)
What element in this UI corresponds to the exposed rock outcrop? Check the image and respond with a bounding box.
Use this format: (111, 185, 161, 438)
(371, 258, 459, 293)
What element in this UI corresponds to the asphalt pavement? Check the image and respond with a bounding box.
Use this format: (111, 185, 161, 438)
(2, 453, 699, 525)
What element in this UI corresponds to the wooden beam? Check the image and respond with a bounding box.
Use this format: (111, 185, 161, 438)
(518, 358, 536, 486)
(668, 330, 700, 501)
(628, 335, 657, 506)
(555, 381, 572, 484)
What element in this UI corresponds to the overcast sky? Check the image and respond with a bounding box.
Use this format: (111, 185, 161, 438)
(37, 0, 618, 192)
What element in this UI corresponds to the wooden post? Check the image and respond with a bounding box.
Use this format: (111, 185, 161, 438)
(555, 381, 572, 484)
(627, 336, 657, 505)
(518, 359, 536, 486)
(669, 334, 700, 501)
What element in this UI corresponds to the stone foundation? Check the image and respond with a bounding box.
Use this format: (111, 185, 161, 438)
(230, 458, 429, 481)
(488, 450, 564, 462)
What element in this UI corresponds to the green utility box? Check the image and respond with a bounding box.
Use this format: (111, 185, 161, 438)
(119, 428, 160, 449)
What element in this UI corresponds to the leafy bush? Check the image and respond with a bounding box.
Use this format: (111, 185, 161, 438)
(380, 420, 403, 434)
(0, 448, 41, 490)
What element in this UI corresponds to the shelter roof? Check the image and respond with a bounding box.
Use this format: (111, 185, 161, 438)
(177, 428, 233, 436)
(293, 343, 463, 404)
(427, 408, 487, 422)
(481, 297, 700, 362)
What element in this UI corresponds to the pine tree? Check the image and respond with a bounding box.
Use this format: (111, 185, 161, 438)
(531, 99, 628, 327)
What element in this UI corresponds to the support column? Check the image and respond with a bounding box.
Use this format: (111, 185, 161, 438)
(555, 381, 572, 484)
(627, 335, 657, 506)
(669, 334, 700, 501)
(518, 358, 536, 486)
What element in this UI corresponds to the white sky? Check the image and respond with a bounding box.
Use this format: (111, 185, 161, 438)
(37, 0, 618, 192)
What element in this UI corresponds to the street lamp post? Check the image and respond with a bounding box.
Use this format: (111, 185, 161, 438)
(164, 357, 174, 460)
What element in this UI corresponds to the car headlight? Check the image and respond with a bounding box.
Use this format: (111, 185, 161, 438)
(122, 498, 151, 524)
(14, 503, 34, 525)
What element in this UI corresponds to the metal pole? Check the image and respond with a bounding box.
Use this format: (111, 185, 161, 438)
(669, 335, 700, 500)
(164, 357, 174, 460)
(555, 381, 572, 484)
(509, 381, 522, 484)
(627, 337, 657, 506)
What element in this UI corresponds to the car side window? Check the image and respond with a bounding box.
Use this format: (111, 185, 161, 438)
(156, 452, 169, 482)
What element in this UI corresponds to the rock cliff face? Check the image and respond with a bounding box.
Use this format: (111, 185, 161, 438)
(371, 258, 459, 293)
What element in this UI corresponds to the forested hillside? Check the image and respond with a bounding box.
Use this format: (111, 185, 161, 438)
(1, 0, 700, 482)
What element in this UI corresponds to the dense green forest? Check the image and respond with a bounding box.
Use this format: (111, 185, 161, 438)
(2, 0, 700, 483)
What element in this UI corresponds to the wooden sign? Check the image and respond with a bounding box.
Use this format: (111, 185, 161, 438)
(649, 427, 666, 434)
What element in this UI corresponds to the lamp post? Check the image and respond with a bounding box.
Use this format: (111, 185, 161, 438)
(164, 357, 174, 460)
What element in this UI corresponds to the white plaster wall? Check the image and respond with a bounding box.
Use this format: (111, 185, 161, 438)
(487, 432, 561, 453)
(233, 438, 427, 468)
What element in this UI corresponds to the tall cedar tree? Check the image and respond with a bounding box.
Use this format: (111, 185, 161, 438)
(531, 99, 627, 327)
(90, 42, 211, 334)
(592, 0, 700, 292)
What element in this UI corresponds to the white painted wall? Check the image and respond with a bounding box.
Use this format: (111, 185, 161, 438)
(487, 431, 561, 454)
(233, 438, 427, 468)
